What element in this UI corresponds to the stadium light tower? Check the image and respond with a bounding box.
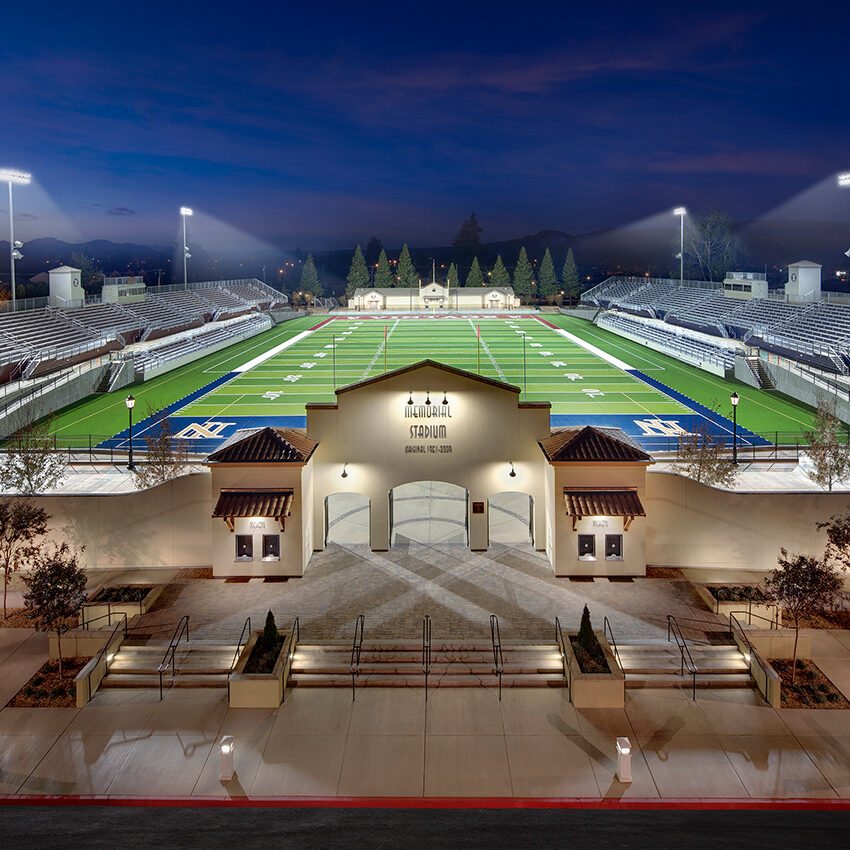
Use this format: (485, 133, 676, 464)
(839, 175, 850, 256)
(673, 207, 687, 286)
(180, 206, 193, 289)
(0, 169, 32, 308)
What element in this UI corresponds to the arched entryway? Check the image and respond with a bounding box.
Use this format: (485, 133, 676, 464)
(389, 481, 468, 546)
(325, 492, 371, 546)
(488, 491, 533, 544)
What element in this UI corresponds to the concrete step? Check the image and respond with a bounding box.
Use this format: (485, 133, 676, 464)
(625, 673, 753, 689)
(101, 673, 228, 689)
(291, 662, 563, 676)
(296, 642, 557, 653)
(290, 673, 566, 689)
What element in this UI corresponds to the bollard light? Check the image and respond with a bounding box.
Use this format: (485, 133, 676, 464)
(219, 735, 235, 781)
(616, 736, 632, 783)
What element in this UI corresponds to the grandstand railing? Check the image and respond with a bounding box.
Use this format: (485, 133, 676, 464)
(0, 296, 50, 314)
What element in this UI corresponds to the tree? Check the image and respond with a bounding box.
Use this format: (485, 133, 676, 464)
(684, 210, 744, 282)
(23, 542, 87, 678)
(396, 243, 416, 288)
(562, 248, 580, 304)
(0, 411, 68, 495)
(466, 257, 484, 287)
(131, 407, 192, 490)
(375, 249, 393, 288)
(817, 511, 850, 574)
(70, 252, 103, 291)
(452, 213, 483, 250)
(299, 254, 322, 298)
(676, 417, 739, 488)
(489, 255, 511, 287)
(446, 262, 459, 287)
(364, 236, 383, 268)
(537, 248, 558, 300)
(804, 396, 850, 491)
(763, 549, 843, 683)
(346, 245, 369, 298)
(0, 499, 49, 619)
(512, 247, 534, 299)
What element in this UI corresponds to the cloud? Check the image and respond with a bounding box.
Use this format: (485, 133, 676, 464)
(107, 206, 135, 216)
(647, 149, 820, 178)
(16, 212, 38, 221)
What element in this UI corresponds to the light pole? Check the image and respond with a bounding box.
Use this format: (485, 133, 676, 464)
(126, 395, 136, 471)
(839, 175, 850, 257)
(673, 207, 686, 285)
(180, 207, 193, 288)
(730, 391, 739, 464)
(1, 169, 31, 308)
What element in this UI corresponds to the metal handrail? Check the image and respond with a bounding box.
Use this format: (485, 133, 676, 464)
(422, 614, 432, 701)
(729, 613, 770, 681)
(489, 614, 504, 701)
(728, 608, 780, 629)
(602, 616, 622, 669)
(77, 610, 128, 634)
(666, 614, 697, 700)
(226, 616, 252, 700)
(554, 616, 571, 699)
(350, 614, 365, 702)
(157, 614, 190, 700)
(281, 616, 300, 703)
(85, 614, 128, 700)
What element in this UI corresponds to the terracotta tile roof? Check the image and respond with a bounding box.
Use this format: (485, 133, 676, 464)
(206, 427, 317, 463)
(539, 426, 651, 463)
(563, 489, 645, 518)
(212, 490, 294, 519)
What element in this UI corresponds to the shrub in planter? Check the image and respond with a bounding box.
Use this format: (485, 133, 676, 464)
(570, 605, 610, 674)
(244, 610, 283, 674)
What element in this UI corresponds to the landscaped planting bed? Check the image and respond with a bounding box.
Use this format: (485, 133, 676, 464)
(569, 634, 611, 674)
(706, 585, 770, 603)
(89, 586, 151, 604)
(8, 657, 91, 708)
(0, 609, 78, 629)
(771, 659, 849, 709)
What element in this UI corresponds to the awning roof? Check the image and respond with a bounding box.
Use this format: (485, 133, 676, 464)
(563, 489, 645, 530)
(213, 489, 294, 530)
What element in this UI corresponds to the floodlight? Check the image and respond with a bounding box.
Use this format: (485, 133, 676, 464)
(180, 206, 193, 216)
(11, 249, 23, 260)
(673, 206, 687, 216)
(837, 173, 850, 187)
(13, 240, 23, 248)
(845, 249, 850, 258)
(0, 169, 31, 185)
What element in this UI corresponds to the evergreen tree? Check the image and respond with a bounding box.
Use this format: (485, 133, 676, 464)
(375, 249, 393, 288)
(562, 247, 580, 304)
(538, 248, 558, 299)
(466, 256, 484, 287)
(446, 262, 459, 287)
(452, 212, 483, 249)
(396, 243, 416, 288)
(489, 255, 511, 287)
(299, 253, 322, 298)
(512, 246, 533, 299)
(346, 244, 369, 297)
(364, 236, 383, 268)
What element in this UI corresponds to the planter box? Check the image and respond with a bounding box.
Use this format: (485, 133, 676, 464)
(228, 630, 288, 708)
(79, 584, 165, 628)
(693, 583, 781, 628)
(50, 628, 113, 660)
(564, 630, 625, 709)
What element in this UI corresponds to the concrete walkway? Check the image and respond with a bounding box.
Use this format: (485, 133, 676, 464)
(1, 626, 850, 800)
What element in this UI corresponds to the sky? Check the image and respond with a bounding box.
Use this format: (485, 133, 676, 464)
(1, 1, 849, 250)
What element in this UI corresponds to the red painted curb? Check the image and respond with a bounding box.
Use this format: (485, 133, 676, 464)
(1, 795, 849, 810)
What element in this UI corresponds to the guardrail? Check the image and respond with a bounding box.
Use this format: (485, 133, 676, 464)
(157, 615, 189, 700)
(227, 616, 252, 702)
(554, 616, 572, 700)
(666, 614, 698, 700)
(729, 612, 781, 707)
(280, 616, 300, 703)
(422, 613, 432, 700)
(489, 613, 504, 701)
(75, 612, 128, 706)
(603, 616, 622, 669)
(349, 614, 365, 702)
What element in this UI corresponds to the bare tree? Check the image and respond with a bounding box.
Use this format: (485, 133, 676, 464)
(0, 410, 67, 495)
(763, 548, 843, 683)
(684, 210, 744, 282)
(0, 499, 49, 618)
(804, 396, 850, 491)
(131, 406, 192, 490)
(677, 419, 739, 488)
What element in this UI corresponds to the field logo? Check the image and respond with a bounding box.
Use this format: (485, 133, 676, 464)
(174, 421, 236, 440)
(633, 418, 688, 437)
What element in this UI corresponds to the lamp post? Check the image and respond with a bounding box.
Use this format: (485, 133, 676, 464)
(730, 391, 739, 464)
(0, 169, 31, 308)
(839, 175, 850, 257)
(180, 207, 193, 288)
(126, 395, 136, 471)
(673, 207, 687, 286)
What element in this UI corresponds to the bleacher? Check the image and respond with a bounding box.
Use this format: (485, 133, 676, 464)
(56, 302, 144, 342)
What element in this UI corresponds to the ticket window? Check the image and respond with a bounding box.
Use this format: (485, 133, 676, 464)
(578, 534, 596, 561)
(235, 535, 253, 561)
(605, 534, 623, 561)
(262, 534, 281, 561)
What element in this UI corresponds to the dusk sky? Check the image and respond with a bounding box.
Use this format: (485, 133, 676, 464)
(2, 1, 849, 250)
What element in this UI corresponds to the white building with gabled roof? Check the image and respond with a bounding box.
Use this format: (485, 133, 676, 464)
(349, 282, 520, 311)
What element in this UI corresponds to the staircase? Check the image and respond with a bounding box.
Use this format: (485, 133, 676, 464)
(290, 641, 565, 689)
(101, 640, 238, 690)
(616, 638, 752, 691)
(744, 355, 775, 389)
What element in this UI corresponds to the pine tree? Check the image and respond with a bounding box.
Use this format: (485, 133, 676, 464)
(396, 243, 416, 288)
(299, 253, 322, 298)
(489, 255, 511, 287)
(375, 249, 393, 288)
(346, 245, 369, 297)
(452, 213, 483, 249)
(513, 246, 533, 299)
(562, 247, 580, 304)
(466, 256, 484, 287)
(446, 262, 459, 287)
(538, 248, 558, 299)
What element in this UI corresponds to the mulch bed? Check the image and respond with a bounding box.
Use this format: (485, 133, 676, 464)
(706, 584, 770, 603)
(788, 609, 850, 630)
(0, 609, 78, 629)
(8, 657, 91, 708)
(569, 636, 611, 674)
(771, 658, 850, 709)
(90, 585, 150, 604)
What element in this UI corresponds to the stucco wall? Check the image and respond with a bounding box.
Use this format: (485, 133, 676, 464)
(645, 470, 849, 570)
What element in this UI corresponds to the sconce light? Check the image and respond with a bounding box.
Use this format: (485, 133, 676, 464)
(424, 391, 431, 405)
(442, 391, 449, 405)
(509, 462, 517, 478)
(407, 391, 414, 406)
(341, 463, 349, 479)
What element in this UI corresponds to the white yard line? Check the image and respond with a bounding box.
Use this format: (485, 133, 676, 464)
(544, 325, 634, 371)
(467, 318, 507, 382)
(233, 327, 321, 373)
(362, 319, 400, 379)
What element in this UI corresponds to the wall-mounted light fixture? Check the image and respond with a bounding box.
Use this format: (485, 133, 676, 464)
(509, 461, 517, 478)
(341, 463, 349, 479)
(442, 391, 449, 405)
(407, 391, 414, 405)
(424, 391, 431, 405)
